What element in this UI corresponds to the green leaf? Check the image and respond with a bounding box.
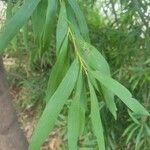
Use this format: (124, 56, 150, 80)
(78, 40, 117, 118)
(87, 72, 99, 91)
(68, 70, 85, 150)
(66, 2, 82, 39)
(0, 0, 41, 52)
(101, 86, 117, 119)
(77, 40, 110, 74)
(92, 71, 150, 116)
(67, 0, 90, 42)
(45, 36, 69, 102)
(56, 1, 68, 56)
(76, 79, 86, 136)
(42, 0, 57, 52)
(29, 60, 79, 150)
(88, 78, 105, 150)
(79, 89, 86, 135)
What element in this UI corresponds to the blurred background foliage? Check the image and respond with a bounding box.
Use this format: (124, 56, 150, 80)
(1, 0, 150, 149)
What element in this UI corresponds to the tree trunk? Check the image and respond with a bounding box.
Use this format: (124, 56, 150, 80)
(0, 55, 28, 150)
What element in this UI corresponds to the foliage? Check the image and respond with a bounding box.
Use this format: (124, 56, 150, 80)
(0, 0, 150, 149)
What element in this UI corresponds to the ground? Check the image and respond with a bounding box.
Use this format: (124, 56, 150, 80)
(4, 56, 62, 150)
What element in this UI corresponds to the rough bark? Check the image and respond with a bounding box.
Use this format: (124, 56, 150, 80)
(0, 55, 28, 150)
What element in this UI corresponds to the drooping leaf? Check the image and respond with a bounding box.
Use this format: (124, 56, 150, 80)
(88, 78, 105, 150)
(92, 71, 150, 116)
(88, 75, 99, 91)
(56, 1, 68, 56)
(68, 70, 85, 150)
(66, 2, 82, 39)
(77, 40, 110, 74)
(101, 86, 117, 119)
(67, 0, 90, 42)
(79, 85, 86, 135)
(0, 0, 41, 52)
(45, 36, 69, 102)
(78, 40, 117, 118)
(29, 60, 79, 150)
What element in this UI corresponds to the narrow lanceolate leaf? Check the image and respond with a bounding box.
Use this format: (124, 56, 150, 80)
(78, 40, 117, 119)
(79, 86, 86, 135)
(92, 71, 150, 116)
(0, 0, 41, 52)
(67, 0, 90, 42)
(88, 79, 105, 150)
(77, 40, 110, 74)
(29, 60, 79, 150)
(68, 70, 84, 150)
(42, 0, 57, 52)
(56, 1, 68, 56)
(66, 3, 82, 39)
(45, 36, 69, 102)
(101, 86, 117, 119)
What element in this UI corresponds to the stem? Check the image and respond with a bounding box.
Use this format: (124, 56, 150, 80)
(68, 28, 88, 74)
